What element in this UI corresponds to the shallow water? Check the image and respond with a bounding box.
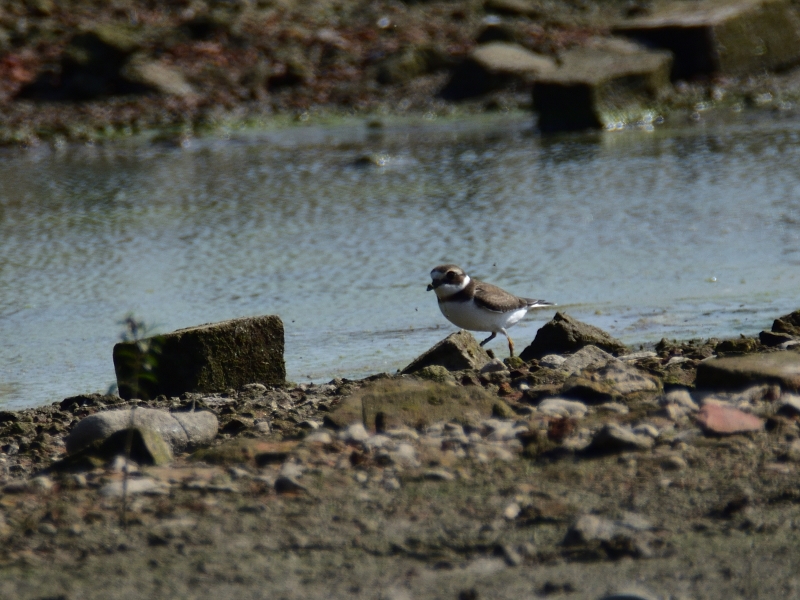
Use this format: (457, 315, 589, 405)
(1, 113, 800, 409)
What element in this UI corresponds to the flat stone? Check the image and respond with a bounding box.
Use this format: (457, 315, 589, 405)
(520, 313, 627, 360)
(695, 404, 764, 435)
(441, 42, 555, 99)
(537, 398, 589, 418)
(402, 330, 491, 374)
(591, 362, 661, 396)
(532, 38, 672, 132)
(585, 423, 655, 454)
(327, 378, 497, 430)
(113, 315, 285, 400)
(695, 351, 800, 391)
(99, 477, 170, 497)
(615, 0, 800, 79)
(65, 408, 217, 456)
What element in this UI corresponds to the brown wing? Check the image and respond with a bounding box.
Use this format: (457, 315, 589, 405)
(472, 281, 530, 313)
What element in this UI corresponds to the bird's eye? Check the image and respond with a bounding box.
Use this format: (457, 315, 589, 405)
(446, 271, 455, 280)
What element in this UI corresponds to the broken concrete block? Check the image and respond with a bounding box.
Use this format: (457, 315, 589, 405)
(615, 0, 800, 79)
(113, 315, 285, 400)
(442, 42, 556, 99)
(533, 39, 672, 132)
(402, 330, 491, 374)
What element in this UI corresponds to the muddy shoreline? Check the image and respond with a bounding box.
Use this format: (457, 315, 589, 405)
(2, 0, 800, 146)
(3, 310, 800, 599)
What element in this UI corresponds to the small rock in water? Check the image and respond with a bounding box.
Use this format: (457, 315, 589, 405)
(661, 388, 699, 411)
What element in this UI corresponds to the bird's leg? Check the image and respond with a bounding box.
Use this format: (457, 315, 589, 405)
(479, 332, 496, 347)
(502, 329, 515, 357)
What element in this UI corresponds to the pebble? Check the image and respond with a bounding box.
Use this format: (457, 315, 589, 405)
(254, 420, 271, 433)
(660, 455, 687, 470)
(340, 423, 370, 443)
(37, 522, 58, 536)
(503, 502, 521, 520)
(305, 430, 333, 444)
(29, 476, 54, 492)
(423, 468, 455, 481)
(384, 477, 401, 491)
(537, 398, 588, 418)
(586, 423, 654, 453)
(661, 389, 699, 411)
(632, 424, 660, 438)
(99, 478, 169, 497)
(596, 402, 629, 414)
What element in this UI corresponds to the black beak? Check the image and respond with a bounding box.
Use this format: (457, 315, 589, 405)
(426, 284, 433, 291)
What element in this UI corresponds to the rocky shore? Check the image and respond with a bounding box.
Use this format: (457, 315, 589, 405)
(3, 310, 800, 598)
(3, 0, 800, 145)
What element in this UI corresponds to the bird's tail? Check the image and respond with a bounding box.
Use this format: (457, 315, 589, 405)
(525, 299, 555, 308)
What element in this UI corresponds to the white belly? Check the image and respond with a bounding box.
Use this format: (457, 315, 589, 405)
(439, 300, 528, 333)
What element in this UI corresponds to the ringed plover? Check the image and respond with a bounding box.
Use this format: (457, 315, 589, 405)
(427, 264, 553, 357)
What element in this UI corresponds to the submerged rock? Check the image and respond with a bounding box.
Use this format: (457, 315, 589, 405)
(520, 312, 627, 361)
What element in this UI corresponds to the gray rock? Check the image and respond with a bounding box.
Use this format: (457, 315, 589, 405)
(402, 330, 491, 374)
(423, 468, 455, 481)
(596, 402, 629, 414)
(65, 408, 218, 455)
(614, 0, 800, 79)
(480, 358, 509, 374)
(520, 313, 627, 360)
(585, 423, 654, 454)
(539, 354, 567, 369)
(537, 398, 589, 418)
(559, 345, 617, 375)
(593, 362, 660, 395)
(695, 351, 800, 392)
(113, 314, 285, 400)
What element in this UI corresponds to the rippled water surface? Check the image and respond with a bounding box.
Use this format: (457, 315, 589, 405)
(2, 114, 800, 408)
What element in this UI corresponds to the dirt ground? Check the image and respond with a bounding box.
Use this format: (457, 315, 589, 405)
(3, 335, 800, 600)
